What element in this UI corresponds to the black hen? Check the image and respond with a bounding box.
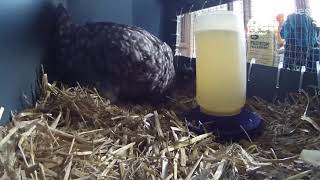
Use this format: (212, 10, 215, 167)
(46, 4, 175, 102)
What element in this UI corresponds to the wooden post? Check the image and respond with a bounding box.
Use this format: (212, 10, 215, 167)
(295, 0, 310, 11)
(242, 0, 251, 32)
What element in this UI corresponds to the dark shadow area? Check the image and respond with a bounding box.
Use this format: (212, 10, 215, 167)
(0, 0, 56, 125)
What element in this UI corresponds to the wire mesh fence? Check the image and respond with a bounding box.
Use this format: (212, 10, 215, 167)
(249, 0, 320, 73)
(175, 0, 320, 73)
(175, 0, 241, 59)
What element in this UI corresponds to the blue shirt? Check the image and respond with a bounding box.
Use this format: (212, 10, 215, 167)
(280, 13, 317, 48)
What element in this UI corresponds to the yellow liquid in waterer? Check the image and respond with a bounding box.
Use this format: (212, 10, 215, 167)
(194, 12, 247, 116)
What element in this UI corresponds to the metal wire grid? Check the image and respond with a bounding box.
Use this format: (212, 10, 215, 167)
(175, 0, 243, 59)
(248, 0, 320, 72)
(281, 16, 319, 72)
(175, 0, 319, 73)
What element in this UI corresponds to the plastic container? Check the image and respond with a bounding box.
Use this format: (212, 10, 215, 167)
(194, 11, 247, 116)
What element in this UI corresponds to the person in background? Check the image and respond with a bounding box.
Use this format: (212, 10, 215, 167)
(280, 0, 318, 72)
(276, 13, 285, 48)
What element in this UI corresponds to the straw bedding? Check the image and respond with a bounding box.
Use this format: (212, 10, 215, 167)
(0, 74, 319, 180)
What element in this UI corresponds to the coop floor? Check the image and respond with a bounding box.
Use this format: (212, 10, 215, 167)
(0, 75, 319, 179)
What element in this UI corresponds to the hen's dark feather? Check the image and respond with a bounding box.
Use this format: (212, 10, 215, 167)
(48, 4, 175, 101)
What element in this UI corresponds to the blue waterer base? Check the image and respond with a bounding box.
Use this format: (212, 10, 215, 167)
(183, 107, 264, 141)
